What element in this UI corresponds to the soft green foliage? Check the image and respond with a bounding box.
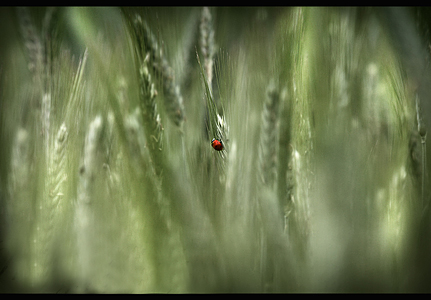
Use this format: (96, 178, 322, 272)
(0, 6, 431, 293)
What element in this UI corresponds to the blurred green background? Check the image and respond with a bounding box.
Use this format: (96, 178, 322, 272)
(1, 6, 431, 293)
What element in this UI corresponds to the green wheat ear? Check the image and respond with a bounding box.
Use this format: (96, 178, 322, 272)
(197, 50, 228, 151)
(138, 57, 164, 177)
(199, 7, 216, 89)
(198, 6, 228, 150)
(16, 7, 44, 81)
(259, 82, 281, 187)
(126, 13, 185, 128)
(197, 50, 228, 185)
(125, 13, 164, 177)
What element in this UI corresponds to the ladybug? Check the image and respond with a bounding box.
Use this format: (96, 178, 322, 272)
(211, 138, 224, 151)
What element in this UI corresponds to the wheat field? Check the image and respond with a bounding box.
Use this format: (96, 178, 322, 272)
(0, 6, 431, 293)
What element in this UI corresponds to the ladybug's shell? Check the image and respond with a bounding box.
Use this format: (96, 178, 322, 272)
(211, 139, 224, 151)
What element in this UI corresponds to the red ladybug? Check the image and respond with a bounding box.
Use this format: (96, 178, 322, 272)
(211, 138, 224, 151)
